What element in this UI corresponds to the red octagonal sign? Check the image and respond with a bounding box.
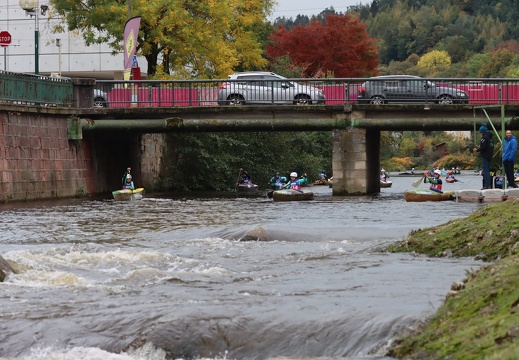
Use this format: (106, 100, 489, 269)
(0, 31, 12, 47)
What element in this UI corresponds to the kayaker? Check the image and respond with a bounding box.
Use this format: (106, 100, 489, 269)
(285, 172, 307, 190)
(380, 168, 388, 182)
(239, 169, 252, 184)
(121, 167, 132, 186)
(268, 171, 287, 189)
(445, 171, 457, 182)
(122, 174, 135, 190)
(319, 170, 327, 180)
(423, 169, 443, 193)
(493, 169, 504, 188)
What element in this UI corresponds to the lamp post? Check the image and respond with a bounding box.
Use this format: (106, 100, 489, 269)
(19, 0, 48, 75)
(56, 38, 61, 76)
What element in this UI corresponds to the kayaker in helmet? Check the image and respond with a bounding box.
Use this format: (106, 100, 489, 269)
(122, 174, 135, 190)
(268, 171, 287, 189)
(445, 171, 457, 183)
(285, 172, 307, 190)
(424, 169, 443, 193)
(121, 166, 132, 186)
(380, 168, 388, 182)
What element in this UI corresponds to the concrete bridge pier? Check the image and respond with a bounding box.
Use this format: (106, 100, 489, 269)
(332, 127, 380, 195)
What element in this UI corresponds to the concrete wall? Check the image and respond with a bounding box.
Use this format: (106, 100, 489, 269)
(0, 109, 167, 203)
(332, 126, 380, 195)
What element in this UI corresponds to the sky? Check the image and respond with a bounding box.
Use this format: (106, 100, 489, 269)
(270, 0, 371, 20)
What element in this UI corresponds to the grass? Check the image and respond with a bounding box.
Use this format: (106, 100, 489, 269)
(385, 199, 519, 359)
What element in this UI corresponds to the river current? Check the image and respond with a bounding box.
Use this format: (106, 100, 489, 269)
(0, 173, 487, 360)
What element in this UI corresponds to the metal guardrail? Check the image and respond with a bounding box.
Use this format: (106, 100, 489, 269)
(2, 71, 519, 108)
(96, 78, 519, 108)
(0, 71, 73, 106)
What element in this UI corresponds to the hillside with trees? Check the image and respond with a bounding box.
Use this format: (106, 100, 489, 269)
(272, 0, 519, 78)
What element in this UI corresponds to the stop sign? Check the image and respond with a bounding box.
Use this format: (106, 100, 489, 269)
(0, 31, 12, 47)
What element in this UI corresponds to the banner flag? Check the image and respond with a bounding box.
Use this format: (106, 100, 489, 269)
(123, 16, 141, 70)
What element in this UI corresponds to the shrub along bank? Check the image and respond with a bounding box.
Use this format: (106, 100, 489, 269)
(385, 199, 519, 359)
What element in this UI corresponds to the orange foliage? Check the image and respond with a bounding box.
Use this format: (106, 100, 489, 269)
(266, 14, 379, 77)
(390, 157, 414, 170)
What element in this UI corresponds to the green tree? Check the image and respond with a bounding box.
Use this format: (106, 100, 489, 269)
(49, 0, 275, 78)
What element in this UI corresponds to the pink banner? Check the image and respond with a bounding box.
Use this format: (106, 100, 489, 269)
(123, 16, 141, 70)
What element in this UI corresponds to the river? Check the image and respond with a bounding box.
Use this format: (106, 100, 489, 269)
(0, 172, 486, 360)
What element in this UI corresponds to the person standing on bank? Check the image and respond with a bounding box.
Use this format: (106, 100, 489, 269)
(473, 124, 494, 189)
(502, 130, 518, 188)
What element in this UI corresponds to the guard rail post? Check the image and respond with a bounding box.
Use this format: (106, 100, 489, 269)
(72, 78, 96, 108)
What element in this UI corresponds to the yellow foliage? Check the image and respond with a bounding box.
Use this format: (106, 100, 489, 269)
(417, 50, 451, 76)
(51, 0, 275, 78)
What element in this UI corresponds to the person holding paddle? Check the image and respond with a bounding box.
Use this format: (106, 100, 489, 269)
(423, 169, 443, 193)
(121, 167, 132, 186)
(122, 174, 135, 190)
(285, 172, 307, 190)
(268, 171, 287, 189)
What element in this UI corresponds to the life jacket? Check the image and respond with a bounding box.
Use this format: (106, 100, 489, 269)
(123, 181, 134, 189)
(289, 180, 301, 190)
(430, 183, 442, 192)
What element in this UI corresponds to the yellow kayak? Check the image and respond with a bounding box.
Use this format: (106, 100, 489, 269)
(112, 188, 144, 201)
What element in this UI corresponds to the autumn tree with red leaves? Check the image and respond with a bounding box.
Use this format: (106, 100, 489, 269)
(266, 14, 379, 78)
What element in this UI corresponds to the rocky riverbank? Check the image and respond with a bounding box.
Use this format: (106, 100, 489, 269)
(385, 199, 519, 359)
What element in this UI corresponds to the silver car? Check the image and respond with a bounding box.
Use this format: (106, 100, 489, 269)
(217, 71, 326, 105)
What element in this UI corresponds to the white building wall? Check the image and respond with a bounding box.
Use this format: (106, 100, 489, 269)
(0, 0, 147, 79)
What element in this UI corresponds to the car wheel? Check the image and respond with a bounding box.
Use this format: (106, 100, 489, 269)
(227, 94, 245, 105)
(437, 95, 454, 104)
(294, 94, 312, 105)
(370, 96, 385, 105)
(93, 97, 107, 108)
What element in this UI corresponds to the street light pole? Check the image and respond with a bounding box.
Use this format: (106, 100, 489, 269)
(34, 3, 39, 74)
(19, 0, 47, 75)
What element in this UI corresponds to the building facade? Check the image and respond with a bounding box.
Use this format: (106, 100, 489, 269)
(0, 0, 147, 79)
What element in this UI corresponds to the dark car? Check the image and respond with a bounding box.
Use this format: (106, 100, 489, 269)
(217, 71, 326, 105)
(93, 89, 108, 108)
(357, 75, 469, 105)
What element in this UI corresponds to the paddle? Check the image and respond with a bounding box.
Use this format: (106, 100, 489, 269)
(412, 176, 425, 188)
(234, 169, 242, 192)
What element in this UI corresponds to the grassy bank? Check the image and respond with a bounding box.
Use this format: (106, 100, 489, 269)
(385, 199, 519, 359)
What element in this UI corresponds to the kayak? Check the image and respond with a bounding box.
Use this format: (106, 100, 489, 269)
(112, 187, 144, 201)
(380, 180, 392, 188)
(313, 179, 328, 186)
(404, 189, 454, 202)
(272, 189, 314, 202)
(236, 183, 259, 192)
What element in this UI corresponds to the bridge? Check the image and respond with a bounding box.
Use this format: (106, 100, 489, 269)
(1, 72, 519, 201)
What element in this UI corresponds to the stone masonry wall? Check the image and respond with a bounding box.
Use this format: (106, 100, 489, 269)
(0, 111, 94, 202)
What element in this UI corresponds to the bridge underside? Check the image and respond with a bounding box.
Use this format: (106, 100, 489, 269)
(75, 104, 519, 195)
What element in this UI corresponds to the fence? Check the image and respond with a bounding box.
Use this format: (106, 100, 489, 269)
(2, 71, 519, 108)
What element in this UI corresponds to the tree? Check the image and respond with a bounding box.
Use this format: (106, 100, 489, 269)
(417, 50, 451, 76)
(266, 14, 379, 77)
(49, 0, 275, 78)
